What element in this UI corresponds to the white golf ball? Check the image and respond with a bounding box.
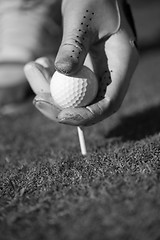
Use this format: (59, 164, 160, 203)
(50, 66, 98, 109)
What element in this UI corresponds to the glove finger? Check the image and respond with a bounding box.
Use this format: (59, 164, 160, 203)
(24, 61, 50, 95)
(55, 0, 96, 75)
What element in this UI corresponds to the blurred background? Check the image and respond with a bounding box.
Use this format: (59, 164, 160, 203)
(126, 0, 160, 111)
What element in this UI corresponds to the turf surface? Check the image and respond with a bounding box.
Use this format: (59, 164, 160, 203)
(1, 1, 160, 240)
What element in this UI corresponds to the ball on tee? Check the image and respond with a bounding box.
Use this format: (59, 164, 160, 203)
(50, 66, 98, 109)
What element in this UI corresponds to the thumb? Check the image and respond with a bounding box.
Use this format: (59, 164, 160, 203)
(55, 0, 95, 75)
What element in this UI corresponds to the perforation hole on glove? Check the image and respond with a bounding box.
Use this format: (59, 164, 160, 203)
(69, 9, 95, 59)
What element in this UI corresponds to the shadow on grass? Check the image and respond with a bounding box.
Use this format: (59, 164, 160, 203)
(107, 104, 160, 141)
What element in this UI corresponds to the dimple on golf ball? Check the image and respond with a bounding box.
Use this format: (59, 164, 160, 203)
(50, 66, 98, 109)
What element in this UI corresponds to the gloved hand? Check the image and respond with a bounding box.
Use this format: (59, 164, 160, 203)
(24, 0, 139, 126)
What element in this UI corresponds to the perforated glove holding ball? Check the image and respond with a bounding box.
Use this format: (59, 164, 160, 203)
(24, 0, 139, 127)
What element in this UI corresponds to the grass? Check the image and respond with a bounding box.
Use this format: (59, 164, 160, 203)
(1, 1, 160, 239)
(1, 104, 160, 240)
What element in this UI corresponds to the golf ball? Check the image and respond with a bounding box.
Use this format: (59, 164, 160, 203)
(50, 66, 98, 109)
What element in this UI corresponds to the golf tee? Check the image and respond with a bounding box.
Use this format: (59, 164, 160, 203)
(77, 126, 87, 156)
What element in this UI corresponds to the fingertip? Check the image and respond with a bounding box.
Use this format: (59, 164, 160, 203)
(55, 59, 76, 75)
(24, 61, 35, 75)
(58, 107, 93, 126)
(54, 42, 86, 75)
(55, 54, 80, 75)
(24, 62, 37, 86)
